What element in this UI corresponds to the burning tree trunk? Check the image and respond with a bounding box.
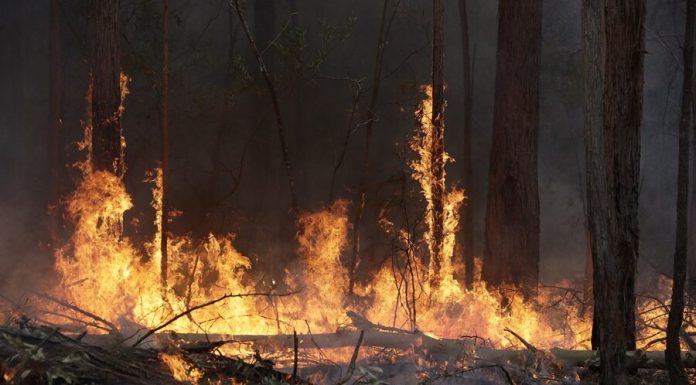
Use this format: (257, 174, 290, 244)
(458, 0, 474, 289)
(48, 0, 63, 246)
(583, 0, 644, 384)
(428, 0, 446, 289)
(483, 0, 541, 291)
(90, 0, 123, 177)
(159, 0, 170, 288)
(666, 0, 694, 383)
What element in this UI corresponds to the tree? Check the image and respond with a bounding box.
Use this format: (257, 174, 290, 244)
(666, 0, 694, 383)
(428, 0, 446, 288)
(251, 0, 278, 218)
(583, 0, 645, 383)
(457, 0, 474, 289)
(482, 0, 541, 291)
(346, 0, 395, 295)
(91, 0, 123, 176)
(48, 0, 63, 246)
(159, 0, 170, 288)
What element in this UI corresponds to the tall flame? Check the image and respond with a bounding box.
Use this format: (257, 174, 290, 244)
(409, 84, 464, 297)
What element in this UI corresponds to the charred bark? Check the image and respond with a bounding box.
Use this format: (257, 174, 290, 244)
(583, 0, 644, 384)
(665, 0, 694, 383)
(458, 0, 474, 289)
(483, 0, 541, 291)
(90, 0, 123, 177)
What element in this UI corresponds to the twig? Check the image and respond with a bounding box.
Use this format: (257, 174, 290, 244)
(132, 289, 300, 347)
(334, 330, 364, 385)
(34, 292, 118, 333)
(504, 328, 538, 352)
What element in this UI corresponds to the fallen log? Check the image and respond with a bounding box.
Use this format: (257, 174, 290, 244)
(476, 347, 696, 369)
(83, 330, 696, 369)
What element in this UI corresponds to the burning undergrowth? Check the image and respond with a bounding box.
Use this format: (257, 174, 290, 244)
(0, 84, 694, 385)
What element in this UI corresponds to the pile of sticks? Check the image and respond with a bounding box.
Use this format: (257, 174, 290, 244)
(0, 319, 312, 385)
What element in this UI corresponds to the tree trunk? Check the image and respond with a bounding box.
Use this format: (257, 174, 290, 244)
(582, 0, 605, 355)
(159, 0, 170, 288)
(48, 0, 63, 246)
(288, 0, 305, 201)
(583, 0, 644, 384)
(665, 1, 694, 383)
(235, 0, 297, 217)
(428, 0, 446, 289)
(458, 0, 474, 289)
(251, 0, 276, 219)
(90, 0, 123, 177)
(347, 0, 393, 295)
(482, 0, 541, 291)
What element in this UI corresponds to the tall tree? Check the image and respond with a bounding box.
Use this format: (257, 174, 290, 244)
(666, 0, 694, 383)
(234, 0, 298, 215)
(458, 0, 474, 289)
(482, 0, 541, 291)
(251, 0, 278, 217)
(347, 0, 395, 295)
(48, 0, 63, 246)
(159, 0, 170, 288)
(582, 0, 603, 352)
(428, 0, 446, 288)
(583, 0, 644, 383)
(91, 0, 123, 176)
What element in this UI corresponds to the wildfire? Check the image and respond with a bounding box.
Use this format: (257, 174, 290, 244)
(45, 79, 688, 383)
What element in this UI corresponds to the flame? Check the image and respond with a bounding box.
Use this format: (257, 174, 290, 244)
(283, 200, 351, 331)
(409, 84, 464, 296)
(159, 353, 203, 383)
(46, 79, 689, 385)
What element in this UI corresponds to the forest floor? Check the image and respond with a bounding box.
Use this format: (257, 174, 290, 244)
(0, 319, 692, 385)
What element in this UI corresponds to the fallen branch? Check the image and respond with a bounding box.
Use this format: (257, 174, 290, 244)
(34, 292, 118, 333)
(132, 289, 300, 347)
(504, 327, 537, 352)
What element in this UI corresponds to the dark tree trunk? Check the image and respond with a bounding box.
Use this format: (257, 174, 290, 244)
(482, 0, 541, 291)
(90, 0, 123, 177)
(251, 0, 276, 218)
(48, 0, 63, 246)
(288, 0, 305, 200)
(583, 0, 644, 384)
(665, 1, 694, 383)
(429, 0, 446, 289)
(347, 0, 393, 295)
(160, 0, 170, 288)
(458, 0, 474, 289)
(582, 0, 603, 354)
(234, 0, 298, 216)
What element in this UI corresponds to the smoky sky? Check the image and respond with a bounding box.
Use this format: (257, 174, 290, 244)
(0, 0, 687, 291)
